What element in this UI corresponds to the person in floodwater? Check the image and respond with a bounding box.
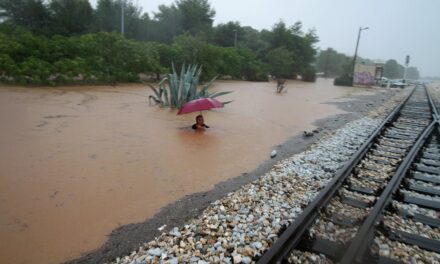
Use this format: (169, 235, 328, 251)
(192, 115, 210, 130)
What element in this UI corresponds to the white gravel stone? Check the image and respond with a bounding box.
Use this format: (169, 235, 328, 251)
(147, 248, 161, 257)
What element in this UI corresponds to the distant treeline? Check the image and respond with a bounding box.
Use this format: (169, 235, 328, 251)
(315, 48, 420, 80)
(0, 0, 318, 85)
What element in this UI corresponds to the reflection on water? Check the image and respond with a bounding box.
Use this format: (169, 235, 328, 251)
(0, 79, 374, 264)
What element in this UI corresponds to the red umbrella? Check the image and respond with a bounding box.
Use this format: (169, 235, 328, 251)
(177, 98, 224, 115)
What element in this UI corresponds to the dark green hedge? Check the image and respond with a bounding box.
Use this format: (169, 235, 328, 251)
(0, 23, 163, 85)
(334, 74, 353, 86)
(301, 68, 316, 82)
(0, 23, 268, 85)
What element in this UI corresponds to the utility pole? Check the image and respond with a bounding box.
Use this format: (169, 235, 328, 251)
(121, 0, 125, 36)
(403, 55, 410, 82)
(324, 48, 330, 79)
(351, 26, 369, 85)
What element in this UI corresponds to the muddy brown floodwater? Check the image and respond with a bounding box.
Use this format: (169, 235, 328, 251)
(0, 79, 378, 264)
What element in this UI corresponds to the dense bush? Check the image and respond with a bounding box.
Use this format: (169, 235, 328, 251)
(315, 48, 352, 78)
(301, 68, 316, 82)
(0, 23, 162, 85)
(265, 47, 293, 79)
(162, 34, 268, 81)
(0, 16, 319, 85)
(0, 0, 321, 86)
(0, 0, 322, 86)
(334, 74, 353, 86)
(0, 23, 273, 85)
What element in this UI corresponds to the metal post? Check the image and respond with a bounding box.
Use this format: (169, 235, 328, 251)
(403, 55, 410, 83)
(324, 48, 330, 79)
(121, 0, 125, 36)
(351, 27, 369, 86)
(403, 65, 408, 82)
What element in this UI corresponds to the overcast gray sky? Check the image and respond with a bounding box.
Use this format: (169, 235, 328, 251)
(91, 0, 440, 77)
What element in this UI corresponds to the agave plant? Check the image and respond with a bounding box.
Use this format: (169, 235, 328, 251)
(148, 64, 232, 109)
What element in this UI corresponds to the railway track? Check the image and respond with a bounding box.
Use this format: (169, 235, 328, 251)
(258, 84, 440, 264)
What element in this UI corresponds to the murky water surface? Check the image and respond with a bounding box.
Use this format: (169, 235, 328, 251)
(0, 79, 375, 263)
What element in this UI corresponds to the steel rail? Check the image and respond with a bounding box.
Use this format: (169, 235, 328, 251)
(340, 85, 439, 263)
(340, 121, 436, 263)
(257, 86, 417, 264)
(426, 84, 439, 120)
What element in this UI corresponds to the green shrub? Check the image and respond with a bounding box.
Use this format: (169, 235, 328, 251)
(19, 57, 53, 84)
(0, 24, 162, 85)
(334, 74, 353, 86)
(0, 23, 272, 85)
(302, 68, 316, 82)
(148, 64, 232, 109)
(265, 47, 293, 79)
(237, 48, 267, 81)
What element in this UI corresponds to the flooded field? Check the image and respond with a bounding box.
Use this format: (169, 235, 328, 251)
(0, 79, 376, 264)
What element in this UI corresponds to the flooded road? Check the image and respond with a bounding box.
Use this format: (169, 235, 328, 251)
(0, 79, 376, 264)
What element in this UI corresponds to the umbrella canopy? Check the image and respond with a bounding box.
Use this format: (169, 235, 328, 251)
(177, 98, 224, 115)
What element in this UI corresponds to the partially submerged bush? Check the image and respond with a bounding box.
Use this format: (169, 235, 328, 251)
(334, 74, 353, 86)
(301, 68, 316, 82)
(148, 64, 232, 109)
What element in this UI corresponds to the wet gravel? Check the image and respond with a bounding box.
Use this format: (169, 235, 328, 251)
(392, 201, 439, 219)
(287, 250, 332, 264)
(382, 213, 440, 240)
(372, 234, 440, 263)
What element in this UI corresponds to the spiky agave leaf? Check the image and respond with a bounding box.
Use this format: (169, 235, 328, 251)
(148, 84, 164, 105)
(158, 78, 170, 106)
(148, 63, 232, 109)
(148, 84, 162, 98)
(198, 74, 218, 98)
(190, 65, 202, 100)
(148, 95, 161, 105)
(178, 64, 188, 108)
(169, 64, 179, 107)
(185, 64, 198, 103)
(208, 91, 233, 98)
(162, 87, 170, 106)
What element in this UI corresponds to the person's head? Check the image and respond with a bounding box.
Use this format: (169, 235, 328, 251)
(196, 115, 204, 125)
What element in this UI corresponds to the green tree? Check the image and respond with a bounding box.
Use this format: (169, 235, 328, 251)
(93, 0, 145, 39)
(0, 23, 162, 85)
(269, 21, 293, 49)
(176, 0, 215, 36)
(119, 1, 144, 39)
(316, 48, 352, 77)
(94, 0, 119, 32)
(212, 21, 242, 47)
(0, 0, 52, 34)
(239, 26, 269, 56)
(237, 47, 267, 81)
(406, 66, 420, 80)
(172, 34, 222, 79)
(265, 47, 293, 78)
(384, 59, 403, 79)
(49, 0, 93, 35)
(149, 4, 183, 43)
(262, 21, 318, 78)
